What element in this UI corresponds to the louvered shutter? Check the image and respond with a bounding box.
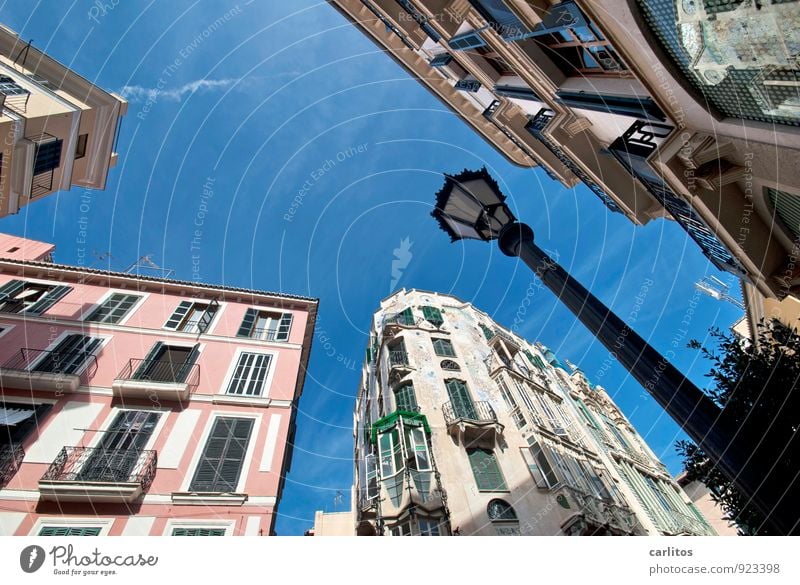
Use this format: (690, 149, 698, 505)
(176, 344, 200, 383)
(237, 308, 258, 337)
(26, 285, 71, 315)
(0, 279, 23, 302)
(197, 299, 219, 334)
(276, 313, 293, 341)
(164, 301, 193, 330)
(400, 307, 413, 325)
(133, 342, 164, 379)
(190, 417, 254, 492)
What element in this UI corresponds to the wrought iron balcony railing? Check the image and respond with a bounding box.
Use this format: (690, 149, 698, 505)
(116, 358, 200, 390)
(442, 400, 498, 427)
(388, 350, 410, 367)
(41, 446, 157, 490)
(1, 347, 98, 385)
(0, 443, 25, 488)
(0, 89, 31, 115)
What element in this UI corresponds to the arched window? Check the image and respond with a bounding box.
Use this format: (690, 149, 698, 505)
(440, 359, 460, 371)
(487, 499, 517, 522)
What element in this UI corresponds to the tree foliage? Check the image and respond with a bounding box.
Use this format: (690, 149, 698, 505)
(676, 320, 800, 535)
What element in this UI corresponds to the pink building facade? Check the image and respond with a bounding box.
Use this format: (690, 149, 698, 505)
(0, 234, 317, 536)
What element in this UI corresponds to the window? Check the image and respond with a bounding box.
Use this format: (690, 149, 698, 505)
(766, 187, 800, 241)
(33, 137, 63, 174)
(493, 84, 540, 101)
(487, 499, 517, 521)
(603, 416, 631, 451)
(33, 334, 101, 375)
(467, 448, 508, 491)
(39, 527, 101, 536)
(497, 377, 526, 429)
(418, 518, 441, 536)
(432, 338, 455, 357)
(440, 359, 460, 371)
(429, 53, 453, 67)
(134, 342, 199, 384)
(0, 75, 28, 95)
(84, 293, 142, 324)
(0, 280, 71, 315)
(172, 528, 225, 536)
(388, 338, 408, 367)
(393, 383, 418, 412)
(448, 29, 487, 51)
(390, 520, 412, 536)
(378, 428, 403, 477)
(522, 439, 559, 488)
(189, 417, 254, 492)
(75, 134, 88, 159)
(237, 308, 293, 341)
(554, 90, 665, 121)
(164, 300, 219, 333)
(645, 476, 674, 513)
(226, 352, 272, 396)
(468, 0, 527, 38)
(421, 306, 443, 327)
(1, 402, 50, 487)
(445, 379, 477, 419)
(376, 416, 431, 477)
(389, 307, 414, 326)
(406, 426, 431, 471)
(479, 323, 495, 340)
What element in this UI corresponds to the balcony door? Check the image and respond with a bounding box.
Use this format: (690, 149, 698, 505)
(446, 379, 477, 419)
(78, 411, 159, 482)
(134, 343, 198, 383)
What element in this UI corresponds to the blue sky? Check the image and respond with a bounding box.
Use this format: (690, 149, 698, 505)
(0, 0, 743, 535)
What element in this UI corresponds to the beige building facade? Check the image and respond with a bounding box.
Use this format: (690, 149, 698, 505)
(0, 24, 127, 217)
(313, 289, 714, 536)
(328, 0, 800, 301)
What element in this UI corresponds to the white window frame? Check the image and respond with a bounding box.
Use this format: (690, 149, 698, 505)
(162, 297, 225, 335)
(179, 411, 262, 493)
(219, 348, 277, 398)
(78, 289, 149, 325)
(27, 330, 112, 376)
(30, 517, 114, 536)
(164, 518, 236, 536)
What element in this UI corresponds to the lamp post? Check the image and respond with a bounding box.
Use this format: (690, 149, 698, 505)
(431, 167, 794, 534)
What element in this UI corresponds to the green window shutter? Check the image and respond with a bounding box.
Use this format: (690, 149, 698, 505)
(39, 526, 102, 536)
(422, 306, 443, 326)
(432, 339, 455, 357)
(394, 384, 418, 412)
(480, 324, 495, 340)
(190, 417, 254, 492)
(276, 313, 293, 341)
(26, 285, 71, 315)
(0, 279, 24, 302)
(400, 307, 413, 325)
(468, 448, 508, 491)
(176, 343, 201, 383)
(164, 300, 193, 330)
(237, 308, 259, 337)
(86, 293, 141, 324)
(172, 528, 226, 536)
(134, 342, 165, 379)
(197, 299, 219, 334)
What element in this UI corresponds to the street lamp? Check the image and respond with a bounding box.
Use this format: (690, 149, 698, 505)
(432, 167, 795, 534)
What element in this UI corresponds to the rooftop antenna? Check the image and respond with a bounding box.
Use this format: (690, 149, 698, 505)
(124, 255, 174, 279)
(12, 39, 32, 70)
(694, 275, 744, 309)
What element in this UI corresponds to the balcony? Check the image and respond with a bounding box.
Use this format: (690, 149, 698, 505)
(39, 446, 157, 503)
(112, 358, 200, 402)
(442, 400, 503, 448)
(658, 510, 715, 536)
(0, 443, 24, 488)
(558, 486, 643, 536)
(0, 88, 31, 115)
(0, 348, 96, 393)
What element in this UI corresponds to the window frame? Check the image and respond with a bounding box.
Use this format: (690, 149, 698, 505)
(393, 382, 418, 413)
(180, 411, 261, 493)
(222, 349, 276, 398)
(164, 519, 235, 536)
(163, 299, 222, 334)
(0, 278, 72, 315)
(81, 290, 146, 325)
(467, 447, 509, 492)
(431, 338, 455, 357)
(238, 308, 294, 342)
(30, 517, 113, 536)
(28, 331, 109, 377)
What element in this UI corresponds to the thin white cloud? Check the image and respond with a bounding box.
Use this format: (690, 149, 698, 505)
(118, 78, 242, 102)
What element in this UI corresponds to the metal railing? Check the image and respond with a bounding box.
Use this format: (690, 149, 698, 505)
(116, 358, 200, 390)
(41, 446, 157, 490)
(442, 400, 498, 426)
(0, 443, 25, 487)
(1, 348, 98, 385)
(249, 327, 283, 341)
(388, 350, 409, 367)
(659, 509, 714, 536)
(563, 485, 640, 534)
(30, 168, 54, 198)
(0, 89, 31, 114)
